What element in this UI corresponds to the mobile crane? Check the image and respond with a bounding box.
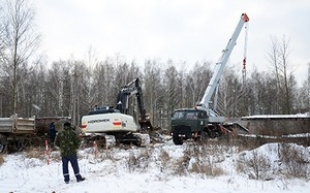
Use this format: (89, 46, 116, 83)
(171, 13, 249, 145)
(81, 78, 155, 148)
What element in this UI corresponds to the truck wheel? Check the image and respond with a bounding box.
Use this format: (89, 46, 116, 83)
(173, 134, 183, 145)
(134, 136, 142, 146)
(0, 134, 8, 154)
(14, 139, 26, 152)
(207, 129, 216, 139)
(200, 131, 208, 141)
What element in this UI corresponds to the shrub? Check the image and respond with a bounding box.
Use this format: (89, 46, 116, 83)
(236, 149, 271, 180)
(279, 143, 310, 179)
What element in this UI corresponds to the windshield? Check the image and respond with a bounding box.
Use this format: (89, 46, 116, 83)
(172, 111, 185, 119)
(172, 110, 206, 119)
(186, 111, 198, 119)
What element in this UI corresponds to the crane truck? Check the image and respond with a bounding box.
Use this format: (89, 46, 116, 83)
(81, 78, 156, 148)
(171, 13, 249, 145)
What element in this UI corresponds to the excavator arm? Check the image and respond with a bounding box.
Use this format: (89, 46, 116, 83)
(116, 78, 153, 131)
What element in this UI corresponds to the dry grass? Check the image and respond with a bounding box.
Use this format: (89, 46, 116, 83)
(127, 148, 151, 172)
(0, 154, 4, 165)
(170, 157, 187, 176)
(235, 159, 247, 174)
(279, 143, 310, 179)
(179, 141, 229, 177)
(189, 161, 225, 176)
(24, 147, 46, 159)
(235, 142, 310, 180)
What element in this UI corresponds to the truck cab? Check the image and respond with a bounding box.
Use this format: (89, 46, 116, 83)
(171, 108, 224, 145)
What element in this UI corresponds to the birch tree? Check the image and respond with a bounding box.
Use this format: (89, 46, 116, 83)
(298, 63, 310, 113)
(0, 0, 40, 114)
(267, 35, 295, 114)
(143, 59, 163, 125)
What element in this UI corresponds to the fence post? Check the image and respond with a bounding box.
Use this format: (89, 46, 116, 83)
(45, 139, 50, 165)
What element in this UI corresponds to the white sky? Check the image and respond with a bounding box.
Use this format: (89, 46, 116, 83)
(35, 0, 310, 87)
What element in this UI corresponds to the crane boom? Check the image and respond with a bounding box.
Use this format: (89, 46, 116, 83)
(197, 13, 249, 119)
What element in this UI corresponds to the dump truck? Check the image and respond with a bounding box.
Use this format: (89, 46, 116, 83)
(0, 114, 36, 153)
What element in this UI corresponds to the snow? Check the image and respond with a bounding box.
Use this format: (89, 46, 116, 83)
(1, 140, 310, 193)
(241, 113, 310, 120)
(239, 133, 310, 139)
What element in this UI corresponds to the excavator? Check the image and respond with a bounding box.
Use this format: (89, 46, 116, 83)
(81, 78, 157, 148)
(171, 13, 250, 145)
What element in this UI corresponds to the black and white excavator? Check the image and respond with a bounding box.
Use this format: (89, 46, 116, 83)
(81, 78, 156, 148)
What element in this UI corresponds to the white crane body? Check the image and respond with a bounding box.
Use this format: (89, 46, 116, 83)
(197, 13, 249, 122)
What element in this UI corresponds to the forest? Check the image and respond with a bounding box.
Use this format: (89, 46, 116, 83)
(0, 0, 309, 129)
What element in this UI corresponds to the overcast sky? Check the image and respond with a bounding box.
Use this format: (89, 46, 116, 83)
(35, 0, 310, 87)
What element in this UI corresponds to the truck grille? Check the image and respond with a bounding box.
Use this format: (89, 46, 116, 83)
(173, 125, 192, 138)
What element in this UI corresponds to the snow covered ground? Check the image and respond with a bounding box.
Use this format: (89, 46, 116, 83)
(1, 140, 310, 193)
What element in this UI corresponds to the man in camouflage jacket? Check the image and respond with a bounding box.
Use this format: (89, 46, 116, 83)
(55, 122, 85, 184)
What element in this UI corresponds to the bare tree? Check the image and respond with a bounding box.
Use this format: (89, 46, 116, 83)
(70, 60, 85, 126)
(47, 60, 72, 117)
(80, 46, 100, 110)
(163, 65, 180, 127)
(306, 63, 310, 112)
(143, 59, 163, 126)
(298, 63, 310, 113)
(21, 58, 47, 117)
(247, 69, 278, 114)
(0, 0, 40, 114)
(0, 5, 5, 64)
(267, 35, 294, 114)
(221, 67, 244, 117)
(186, 62, 212, 108)
(279, 36, 293, 113)
(268, 36, 282, 113)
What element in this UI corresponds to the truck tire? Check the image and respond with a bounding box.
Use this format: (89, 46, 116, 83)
(207, 129, 216, 139)
(173, 134, 183, 145)
(0, 134, 8, 154)
(14, 138, 26, 152)
(200, 131, 208, 141)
